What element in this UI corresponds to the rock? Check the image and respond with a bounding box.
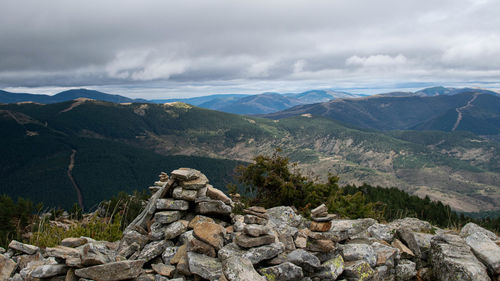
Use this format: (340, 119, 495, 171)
(311, 214, 336, 222)
(397, 228, 422, 257)
(75, 260, 145, 280)
(244, 209, 270, 219)
(247, 206, 266, 213)
(373, 265, 395, 281)
(193, 222, 225, 250)
(244, 224, 271, 237)
(0, 254, 17, 280)
(222, 256, 266, 281)
(314, 254, 344, 280)
(31, 264, 68, 278)
(218, 242, 284, 265)
(8, 240, 39, 255)
(311, 204, 328, 217)
(161, 246, 178, 264)
(310, 221, 332, 232)
(171, 168, 199, 181)
(388, 217, 433, 233)
(137, 240, 171, 263)
(259, 262, 303, 281)
(305, 239, 335, 253)
(294, 230, 308, 249)
(244, 214, 268, 225)
(65, 268, 78, 281)
(188, 215, 215, 229)
(416, 267, 434, 281)
(413, 232, 434, 260)
(235, 233, 275, 248)
(177, 230, 195, 245)
(430, 234, 490, 281)
(156, 199, 189, 211)
(343, 260, 375, 281)
(367, 223, 393, 242)
(392, 238, 415, 258)
(340, 243, 377, 267)
(170, 244, 187, 265)
(180, 173, 208, 189)
(267, 206, 304, 228)
(188, 237, 216, 257)
(187, 252, 222, 281)
(149, 222, 168, 240)
(328, 218, 376, 241)
(154, 211, 182, 224)
(61, 237, 88, 248)
(164, 220, 189, 240)
(460, 222, 497, 240)
(371, 242, 398, 267)
(121, 230, 149, 248)
(118, 242, 140, 259)
(196, 200, 232, 216)
(176, 251, 190, 276)
(287, 249, 321, 272)
(151, 263, 175, 277)
(396, 259, 417, 281)
(44, 246, 80, 259)
(172, 187, 198, 201)
(80, 243, 110, 266)
(206, 185, 232, 204)
(465, 232, 500, 275)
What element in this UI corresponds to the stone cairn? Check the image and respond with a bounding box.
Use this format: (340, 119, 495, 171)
(1, 168, 500, 281)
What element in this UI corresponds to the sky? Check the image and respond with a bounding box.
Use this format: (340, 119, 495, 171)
(2, 0, 500, 98)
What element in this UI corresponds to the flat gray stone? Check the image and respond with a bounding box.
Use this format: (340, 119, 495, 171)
(465, 232, 500, 275)
(75, 260, 145, 281)
(154, 211, 182, 224)
(8, 240, 38, 255)
(460, 222, 497, 240)
(235, 233, 275, 248)
(137, 240, 171, 263)
(196, 200, 232, 216)
(286, 249, 321, 272)
(164, 220, 188, 240)
(430, 234, 490, 281)
(172, 187, 198, 201)
(340, 243, 376, 267)
(187, 252, 222, 281)
(396, 259, 417, 281)
(156, 199, 189, 211)
(31, 264, 68, 278)
(222, 256, 265, 281)
(313, 254, 344, 280)
(259, 262, 303, 281)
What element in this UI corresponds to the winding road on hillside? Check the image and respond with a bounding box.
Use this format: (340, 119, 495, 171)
(68, 149, 85, 210)
(452, 93, 479, 131)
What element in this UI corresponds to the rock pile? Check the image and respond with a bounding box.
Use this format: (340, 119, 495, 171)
(1, 168, 500, 281)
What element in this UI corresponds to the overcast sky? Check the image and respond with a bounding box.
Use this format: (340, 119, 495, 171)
(2, 0, 500, 98)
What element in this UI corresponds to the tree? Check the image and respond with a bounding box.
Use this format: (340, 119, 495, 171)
(234, 150, 382, 219)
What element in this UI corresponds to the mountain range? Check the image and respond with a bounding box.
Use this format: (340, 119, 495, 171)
(1, 98, 500, 213)
(264, 90, 500, 136)
(0, 88, 365, 115)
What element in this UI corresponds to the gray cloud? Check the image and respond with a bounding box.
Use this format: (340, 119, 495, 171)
(1, 0, 500, 97)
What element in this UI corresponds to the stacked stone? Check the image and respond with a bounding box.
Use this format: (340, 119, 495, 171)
(117, 168, 235, 281)
(234, 207, 275, 249)
(2, 167, 500, 281)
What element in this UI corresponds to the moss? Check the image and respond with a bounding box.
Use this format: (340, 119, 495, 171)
(261, 271, 276, 281)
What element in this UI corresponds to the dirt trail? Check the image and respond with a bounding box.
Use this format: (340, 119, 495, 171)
(67, 149, 85, 210)
(452, 93, 479, 131)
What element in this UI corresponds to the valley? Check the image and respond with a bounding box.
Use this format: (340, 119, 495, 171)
(1, 98, 500, 212)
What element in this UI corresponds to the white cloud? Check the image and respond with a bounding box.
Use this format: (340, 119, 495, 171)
(345, 54, 408, 67)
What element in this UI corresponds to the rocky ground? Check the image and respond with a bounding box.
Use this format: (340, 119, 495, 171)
(1, 168, 499, 281)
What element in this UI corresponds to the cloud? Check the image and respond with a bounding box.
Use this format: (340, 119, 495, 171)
(346, 54, 408, 67)
(0, 0, 500, 97)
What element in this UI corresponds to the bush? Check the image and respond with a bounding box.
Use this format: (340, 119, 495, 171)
(234, 150, 382, 219)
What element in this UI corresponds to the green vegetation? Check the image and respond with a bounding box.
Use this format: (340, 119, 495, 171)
(234, 150, 382, 219)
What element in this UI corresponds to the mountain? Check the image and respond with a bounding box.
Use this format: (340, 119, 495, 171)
(0, 88, 147, 104)
(284, 89, 365, 102)
(150, 94, 249, 106)
(1, 99, 500, 213)
(264, 91, 500, 136)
